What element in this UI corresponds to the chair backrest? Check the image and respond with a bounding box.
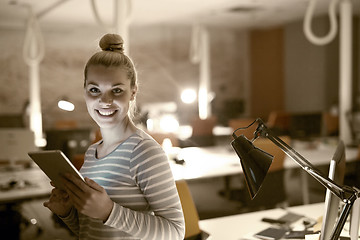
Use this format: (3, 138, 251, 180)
(175, 180, 201, 239)
(54, 120, 78, 129)
(190, 116, 217, 146)
(322, 112, 339, 136)
(267, 111, 291, 130)
(191, 116, 217, 137)
(148, 132, 180, 147)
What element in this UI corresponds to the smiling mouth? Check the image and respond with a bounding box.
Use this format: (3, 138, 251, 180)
(97, 109, 117, 117)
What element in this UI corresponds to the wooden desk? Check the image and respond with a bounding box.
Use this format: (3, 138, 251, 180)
(199, 203, 326, 240)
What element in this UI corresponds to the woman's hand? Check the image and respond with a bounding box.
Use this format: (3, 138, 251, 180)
(43, 182, 73, 217)
(62, 174, 114, 222)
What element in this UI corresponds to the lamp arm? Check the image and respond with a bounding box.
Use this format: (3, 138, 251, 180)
(255, 119, 347, 199)
(253, 118, 360, 240)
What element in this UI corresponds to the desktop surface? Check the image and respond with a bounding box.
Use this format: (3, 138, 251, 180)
(169, 140, 358, 181)
(199, 203, 325, 240)
(0, 165, 52, 203)
(199, 202, 358, 240)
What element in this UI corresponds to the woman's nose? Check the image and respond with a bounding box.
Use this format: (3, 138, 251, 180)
(99, 92, 113, 105)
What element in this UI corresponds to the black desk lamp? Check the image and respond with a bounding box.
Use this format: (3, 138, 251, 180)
(231, 118, 360, 240)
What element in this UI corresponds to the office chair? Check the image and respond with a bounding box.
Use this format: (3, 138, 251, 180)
(54, 120, 78, 129)
(175, 180, 204, 240)
(190, 116, 217, 146)
(148, 132, 180, 147)
(322, 112, 339, 136)
(266, 111, 291, 135)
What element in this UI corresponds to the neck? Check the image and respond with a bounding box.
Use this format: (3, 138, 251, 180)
(100, 118, 137, 147)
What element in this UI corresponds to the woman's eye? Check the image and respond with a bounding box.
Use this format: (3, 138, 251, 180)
(89, 87, 100, 94)
(112, 88, 123, 94)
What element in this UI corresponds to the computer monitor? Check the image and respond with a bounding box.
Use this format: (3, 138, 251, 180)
(0, 114, 25, 128)
(350, 198, 360, 240)
(0, 128, 37, 166)
(320, 140, 346, 240)
(289, 112, 323, 139)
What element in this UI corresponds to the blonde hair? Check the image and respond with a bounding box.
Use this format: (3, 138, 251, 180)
(84, 33, 138, 119)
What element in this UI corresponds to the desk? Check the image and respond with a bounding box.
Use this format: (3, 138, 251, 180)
(170, 140, 359, 203)
(0, 140, 358, 203)
(199, 203, 326, 240)
(284, 140, 358, 168)
(170, 145, 241, 181)
(285, 141, 358, 204)
(0, 165, 52, 203)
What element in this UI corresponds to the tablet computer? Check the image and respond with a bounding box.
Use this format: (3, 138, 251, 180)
(28, 150, 85, 190)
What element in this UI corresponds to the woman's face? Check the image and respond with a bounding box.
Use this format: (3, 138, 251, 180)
(84, 65, 136, 129)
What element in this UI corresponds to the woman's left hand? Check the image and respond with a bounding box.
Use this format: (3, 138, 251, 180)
(61, 174, 114, 222)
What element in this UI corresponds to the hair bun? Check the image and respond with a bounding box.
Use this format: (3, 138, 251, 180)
(99, 33, 124, 53)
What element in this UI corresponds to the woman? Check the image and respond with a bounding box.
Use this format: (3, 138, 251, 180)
(44, 33, 185, 240)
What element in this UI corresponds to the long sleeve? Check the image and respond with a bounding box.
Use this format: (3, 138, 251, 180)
(59, 207, 80, 236)
(104, 138, 185, 239)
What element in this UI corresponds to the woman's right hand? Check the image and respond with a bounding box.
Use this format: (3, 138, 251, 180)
(43, 182, 73, 217)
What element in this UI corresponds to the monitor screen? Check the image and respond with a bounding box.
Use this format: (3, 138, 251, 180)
(45, 128, 91, 160)
(289, 112, 323, 139)
(0, 114, 25, 128)
(320, 140, 346, 240)
(0, 128, 37, 165)
(350, 198, 360, 240)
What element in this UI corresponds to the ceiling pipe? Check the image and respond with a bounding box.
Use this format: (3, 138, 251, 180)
(190, 24, 212, 120)
(339, 0, 353, 146)
(37, 0, 71, 19)
(303, 0, 353, 145)
(23, 5, 46, 147)
(91, 0, 131, 53)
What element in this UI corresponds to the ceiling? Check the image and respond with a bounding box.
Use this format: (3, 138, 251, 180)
(1, 0, 359, 30)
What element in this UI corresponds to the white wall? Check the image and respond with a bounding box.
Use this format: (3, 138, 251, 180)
(0, 24, 248, 128)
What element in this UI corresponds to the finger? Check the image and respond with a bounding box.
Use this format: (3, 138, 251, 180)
(62, 177, 83, 198)
(61, 175, 84, 192)
(62, 179, 86, 208)
(63, 173, 88, 189)
(85, 177, 103, 192)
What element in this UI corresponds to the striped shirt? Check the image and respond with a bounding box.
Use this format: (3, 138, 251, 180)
(61, 129, 185, 240)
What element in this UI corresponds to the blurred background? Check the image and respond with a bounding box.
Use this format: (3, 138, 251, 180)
(1, 0, 360, 239)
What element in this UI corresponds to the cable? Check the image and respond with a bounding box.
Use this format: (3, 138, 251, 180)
(303, 0, 339, 45)
(189, 24, 202, 64)
(90, 0, 132, 32)
(90, 0, 111, 31)
(22, 5, 44, 66)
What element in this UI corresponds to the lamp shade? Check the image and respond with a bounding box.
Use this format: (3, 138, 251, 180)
(231, 134, 274, 199)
